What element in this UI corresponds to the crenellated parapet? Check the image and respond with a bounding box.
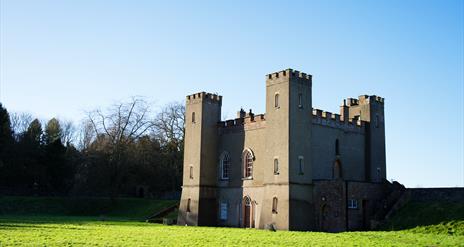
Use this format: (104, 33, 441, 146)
(265, 69, 312, 88)
(266, 68, 312, 81)
(218, 114, 266, 128)
(346, 95, 384, 106)
(312, 108, 366, 132)
(186, 92, 222, 105)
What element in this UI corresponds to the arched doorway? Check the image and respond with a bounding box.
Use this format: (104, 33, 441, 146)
(243, 196, 254, 228)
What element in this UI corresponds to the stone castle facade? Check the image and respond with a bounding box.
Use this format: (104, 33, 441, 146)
(177, 69, 388, 231)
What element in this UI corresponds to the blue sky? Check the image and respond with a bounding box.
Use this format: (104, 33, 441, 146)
(0, 0, 463, 187)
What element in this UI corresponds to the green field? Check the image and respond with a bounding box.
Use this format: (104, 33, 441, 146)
(0, 196, 463, 246)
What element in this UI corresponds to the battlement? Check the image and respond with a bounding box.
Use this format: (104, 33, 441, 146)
(218, 114, 266, 128)
(186, 92, 222, 104)
(312, 108, 366, 129)
(346, 95, 384, 106)
(266, 68, 312, 81)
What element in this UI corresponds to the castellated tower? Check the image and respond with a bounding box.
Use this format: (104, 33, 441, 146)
(177, 69, 389, 232)
(261, 69, 314, 230)
(177, 92, 222, 226)
(343, 95, 386, 182)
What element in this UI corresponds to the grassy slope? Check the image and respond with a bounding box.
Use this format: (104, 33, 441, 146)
(0, 196, 177, 220)
(380, 202, 464, 235)
(1, 216, 463, 247)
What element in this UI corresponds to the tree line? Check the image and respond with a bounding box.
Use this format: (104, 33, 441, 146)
(0, 97, 184, 199)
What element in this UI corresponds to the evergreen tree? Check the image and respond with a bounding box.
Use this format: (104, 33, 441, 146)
(44, 118, 62, 145)
(25, 119, 43, 144)
(0, 103, 13, 152)
(0, 103, 14, 188)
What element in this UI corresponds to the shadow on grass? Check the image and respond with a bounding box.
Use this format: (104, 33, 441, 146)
(379, 202, 464, 235)
(0, 196, 178, 221)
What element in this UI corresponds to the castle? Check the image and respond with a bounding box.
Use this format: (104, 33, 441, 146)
(177, 69, 388, 232)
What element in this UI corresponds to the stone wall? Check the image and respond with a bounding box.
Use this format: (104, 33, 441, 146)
(408, 188, 464, 202)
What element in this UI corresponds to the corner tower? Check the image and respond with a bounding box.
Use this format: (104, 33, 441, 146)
(345, 95, 386, 182)
(177, 92, 222, 226)
(261, 69, 314, 230)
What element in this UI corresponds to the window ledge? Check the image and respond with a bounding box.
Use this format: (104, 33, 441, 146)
(242, 177, 253, 180)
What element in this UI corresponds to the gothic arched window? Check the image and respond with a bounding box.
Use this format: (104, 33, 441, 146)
(220, 152, 231, 180)
(192, 112, 196, 123)
(243, 149, 254, 178)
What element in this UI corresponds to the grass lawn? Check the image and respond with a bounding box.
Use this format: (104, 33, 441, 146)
(0, 197, 463, 246)
(0, 215, 463, 247)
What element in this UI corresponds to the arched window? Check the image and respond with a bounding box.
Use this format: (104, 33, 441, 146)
(192, 112, 196, 123)
(298, 93, 303, 108)
(298, 156, 304, 175)
(335, 139, 340, 156)
(273, 158, 279, 175)
(189, 165, 193, 179)
(187, 198, 191, 212)
(220, 152, 231, 180)
(334, 160, 342, 179)
(272, 197, 278, 214)
(243, 149, 254, 178)
(274, 93, 280, 108)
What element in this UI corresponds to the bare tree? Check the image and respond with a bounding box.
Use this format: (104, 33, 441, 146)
(152, 102, 185, 149)
(61, 120, 77, 146)
(10, 112, 33, 136)
(78, 120, 96, 151)
(152, 102, 185, 191)
(86, 97, 154, 200)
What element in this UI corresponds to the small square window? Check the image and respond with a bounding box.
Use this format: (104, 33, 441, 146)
(348, 199, 358, 209)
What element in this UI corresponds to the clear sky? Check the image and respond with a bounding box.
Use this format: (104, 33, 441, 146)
(0, 0, 463, 188)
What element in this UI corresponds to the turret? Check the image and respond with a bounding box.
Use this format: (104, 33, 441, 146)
(343, 95, 386, 182)
(178, 92, 222, 226)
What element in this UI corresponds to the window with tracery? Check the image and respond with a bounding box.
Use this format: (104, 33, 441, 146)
(220, 152, 231, 180)
(243, 149, 254, 178)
